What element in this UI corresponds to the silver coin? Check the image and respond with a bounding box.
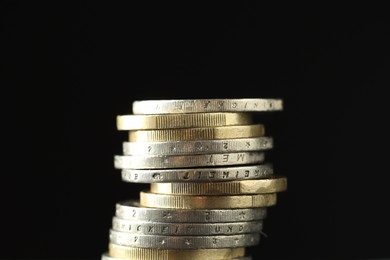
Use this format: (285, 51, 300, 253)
(112, 217, 263, 235)
(114, 152, 264, 169)
(115, 200, 267, 223)
(109, 229, 260, 249)
(101, 252, 252, 260)
(132, 98, 283, 114)
(121, 164, 273, 183)
(122, 137, 273, 155)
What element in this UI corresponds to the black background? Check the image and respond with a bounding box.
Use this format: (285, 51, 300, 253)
(2, 2, 390, 260)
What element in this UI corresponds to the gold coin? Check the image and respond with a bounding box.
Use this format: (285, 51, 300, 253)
(129, 124, 265, 142)
(150, 176, 287, 195)
(109, 243, 245, 259)
(140, 190, 277, 209)
(117, 112, 253, 130)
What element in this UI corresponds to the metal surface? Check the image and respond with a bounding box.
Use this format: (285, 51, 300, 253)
(132, 98, 283, 114)
(107, 244, 246, 259)
(122, 137, 273, 155)
(121, 164, 273, 183)
(112, 217, 263, 235)
(128, 124, 265, 142)
(117, 112, 253, 130)
(115, 200, 267, 223)
(109, 229, 260, 249)
(114, 152, 265, 169)
(150, 176, 287, 195)
(140, 191, 277, 209)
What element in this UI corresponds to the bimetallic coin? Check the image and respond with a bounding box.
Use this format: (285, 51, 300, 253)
(128, 124, 265, 142)
(121, 164, 273, 183)
(112, 217, 263, 235)
(102, 252, 252, 260)
(108, 244, 246, 260)
(116, 112, 253, 130)
(132, 98, 283, 114)
(115, 200, 267, 223)
(109, 230, 260, 249)
(122, 137, 273, 155)
(150, 176, 288, 195)
(114, 152, 264, 169)
(140, 191, 277, 209)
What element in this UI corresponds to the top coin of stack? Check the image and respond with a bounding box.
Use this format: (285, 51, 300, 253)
(102, 98, 286, 260)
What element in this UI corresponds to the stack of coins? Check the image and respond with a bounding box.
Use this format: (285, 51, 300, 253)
(102, 98, 286, 260)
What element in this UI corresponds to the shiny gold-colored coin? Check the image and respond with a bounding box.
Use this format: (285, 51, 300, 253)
(140, 190, 277, 209)
(150, 176, 287, 195)
(117, 112, 253, 130)
(129, 124, 265, 142)
(109, 243, 246, 260)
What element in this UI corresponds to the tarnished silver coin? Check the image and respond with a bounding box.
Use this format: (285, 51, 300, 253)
(132, 98, 283, 114)
(122, 137, 273, 155)
(114, 152, 264, 169)
(121, 164, 273, 183)
(115, 200, 267, 223)
(112, 216, 263, 235)
(109, 229, 260, 249)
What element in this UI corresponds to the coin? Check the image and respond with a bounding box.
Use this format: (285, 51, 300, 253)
(122, 137, 273, 155)
(112, 217, 263, 235)
(115, 200, 267, 223)
(102, 252, 253, 260)
(121, 164, 273, 183)
(108, 244, 246, 259)
(132, 98, 283, 114)
(114, 152, 265, 169)
(116, 112, 253, 130)
(109, 230, 260, 249)
(150, 176, 287, 195)
(140, 191, 277, 209)
(128, 124, 265, 142)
